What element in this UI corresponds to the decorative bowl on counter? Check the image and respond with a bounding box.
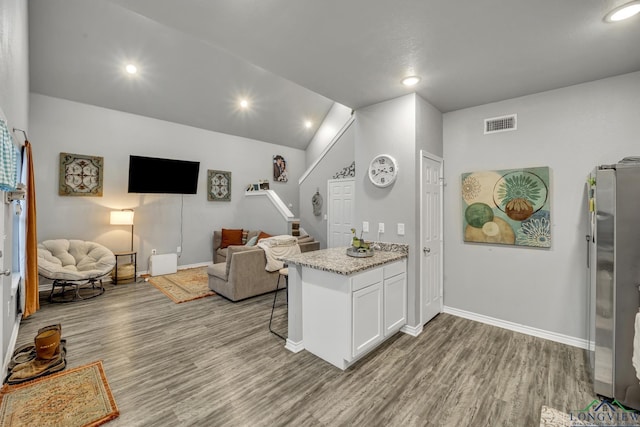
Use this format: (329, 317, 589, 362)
(346, 247, 374, 258)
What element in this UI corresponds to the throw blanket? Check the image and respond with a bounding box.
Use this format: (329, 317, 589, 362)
(0, 119, 19, 191)
(257, 235, 300, 272)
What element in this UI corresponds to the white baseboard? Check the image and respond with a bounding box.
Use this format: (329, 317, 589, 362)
(401, 323, 423, 337)
(285, 339, 304, 353)
(443, 306, 590, 350)
(178, 261, 212, 270)
(2, 314, 22, 380)
(138, 261, 212, 277)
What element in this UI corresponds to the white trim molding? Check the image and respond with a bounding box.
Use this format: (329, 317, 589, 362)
(285, 339, 305, 353)
(298, 115, 355, 185)
(138, 261, 211, 277)
(401, 323, 423, 337)
(443, 306, 590, 350)
(178, 261, 211, 270)
(245, 190, 295, 222)
(2, 313, 22, 381)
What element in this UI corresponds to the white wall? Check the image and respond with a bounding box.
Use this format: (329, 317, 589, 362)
(414, 94, 444, 322)
(355, 93, 444, 327)
(30, 94, 305, 268)
(416, 95, 443, 158)
(355, 94, 416, 244)
(299, 124, 355, 248)
(0, 0, 29, 129)
(241, 193, 292, 236)
(305, 102, 353, 167)
(443, 71, 640, 340)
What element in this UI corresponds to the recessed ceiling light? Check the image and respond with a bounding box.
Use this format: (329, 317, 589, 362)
(304, 120, 312, 129)
(240, 99, 249, 109)
(125, 64, 138, 74)
(604, 0, 640, 22)
(401, 76, 421, 87)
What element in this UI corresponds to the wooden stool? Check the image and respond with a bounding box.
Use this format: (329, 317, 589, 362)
(269, 267, 288, 340)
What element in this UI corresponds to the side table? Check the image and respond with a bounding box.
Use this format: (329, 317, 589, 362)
(113, 251, 137, 284)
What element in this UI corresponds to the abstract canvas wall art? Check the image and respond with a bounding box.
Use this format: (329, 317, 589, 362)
(59, 152, 104, 197)
(461, 166, 551, 248)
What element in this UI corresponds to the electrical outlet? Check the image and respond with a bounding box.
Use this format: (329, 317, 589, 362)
(177, 246, 182, 253)
(378, 222, 385, 233)
(362, 221, 369, 233)
(151, 249, 157, 255)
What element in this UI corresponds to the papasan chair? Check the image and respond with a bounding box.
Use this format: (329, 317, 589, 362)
(37, 239, 116, 303)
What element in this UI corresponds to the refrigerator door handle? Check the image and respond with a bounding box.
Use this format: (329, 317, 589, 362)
(586, 234, 591, 268)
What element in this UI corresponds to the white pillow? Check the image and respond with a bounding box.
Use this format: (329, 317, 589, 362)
(245, 235, 258, 246)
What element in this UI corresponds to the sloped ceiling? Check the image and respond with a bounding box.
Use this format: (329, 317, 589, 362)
(29, 0, 640, 149)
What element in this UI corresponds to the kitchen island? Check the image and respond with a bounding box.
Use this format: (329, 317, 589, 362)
(281, 244, 409, 369)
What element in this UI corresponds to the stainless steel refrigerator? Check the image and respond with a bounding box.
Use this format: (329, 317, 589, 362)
(588, 157, 640, 410)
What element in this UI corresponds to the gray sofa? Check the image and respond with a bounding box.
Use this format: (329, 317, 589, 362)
(208, 230, 320, 301)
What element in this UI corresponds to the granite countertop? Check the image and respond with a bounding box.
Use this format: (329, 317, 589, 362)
(281, 245, 408, 276)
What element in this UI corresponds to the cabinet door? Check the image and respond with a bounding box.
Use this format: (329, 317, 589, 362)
(384, 273, 407, 336)
(352, 282, 383, 358)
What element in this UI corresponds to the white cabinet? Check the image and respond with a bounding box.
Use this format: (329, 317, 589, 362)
(383, 270, 407, 336)
(302, 259, 407, 369)
(352, 282, 383, 358)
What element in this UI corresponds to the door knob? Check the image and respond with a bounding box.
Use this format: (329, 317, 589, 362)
(423, 247, 431, 254)
(1, 269, 10, 276)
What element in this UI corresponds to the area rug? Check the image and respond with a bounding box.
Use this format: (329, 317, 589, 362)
(147, 266, 215, 303)
(540, 405, 587, 427)
(0, 360, 118, 427)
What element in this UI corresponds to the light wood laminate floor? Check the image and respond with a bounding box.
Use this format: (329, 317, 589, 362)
(16, 280, 596, 426)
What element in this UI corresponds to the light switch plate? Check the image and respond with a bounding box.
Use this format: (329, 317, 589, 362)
(363, 221, 369, 232)
(378, 222, 385, 233)
(397, 223, 405, 235)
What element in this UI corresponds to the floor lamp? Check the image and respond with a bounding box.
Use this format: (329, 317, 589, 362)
(110, 209, 135, 252)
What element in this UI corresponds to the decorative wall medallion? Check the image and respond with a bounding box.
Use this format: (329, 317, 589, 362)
(333, 161, 355, 179)
(207, 170, 231, 201)
(461, 166, 551, 248)
(59, 152, 104, 197)
(312, 190, 323, 216)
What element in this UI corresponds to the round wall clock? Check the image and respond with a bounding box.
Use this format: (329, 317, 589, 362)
(368, 154, 398, 187)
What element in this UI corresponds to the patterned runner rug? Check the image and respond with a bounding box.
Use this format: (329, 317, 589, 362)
(540, 405, 588, 426)
(0, 360, 118, 427)
(147, 266, 215, 303)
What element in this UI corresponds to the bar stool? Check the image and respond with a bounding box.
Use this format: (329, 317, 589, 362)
(269, 267, 288, 340)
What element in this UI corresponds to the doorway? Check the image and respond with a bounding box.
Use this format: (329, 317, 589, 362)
(327, 178, 355, 248)
(420, 152, 443, 325)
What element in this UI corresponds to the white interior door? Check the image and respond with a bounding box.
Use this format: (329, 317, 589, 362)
(420, 153, 443, 325)
(0, 191, 11, 367)
(0, 196, 5, 365)
(327, 179, 355, 248)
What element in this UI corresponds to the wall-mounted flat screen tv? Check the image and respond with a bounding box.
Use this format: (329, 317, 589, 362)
(128, 155, 200, 194)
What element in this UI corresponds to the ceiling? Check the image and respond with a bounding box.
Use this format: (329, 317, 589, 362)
(29, 0, 640, 150)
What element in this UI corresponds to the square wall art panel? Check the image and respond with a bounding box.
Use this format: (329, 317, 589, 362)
(207, 170, 231, 201)
(59, 152, 104, 197)
(461, 166, 551, 248)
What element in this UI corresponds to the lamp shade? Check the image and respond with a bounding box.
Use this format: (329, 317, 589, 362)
(110, 210, 134, 225)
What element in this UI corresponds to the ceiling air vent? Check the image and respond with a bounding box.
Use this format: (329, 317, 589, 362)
(484, 114, 517, 134)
